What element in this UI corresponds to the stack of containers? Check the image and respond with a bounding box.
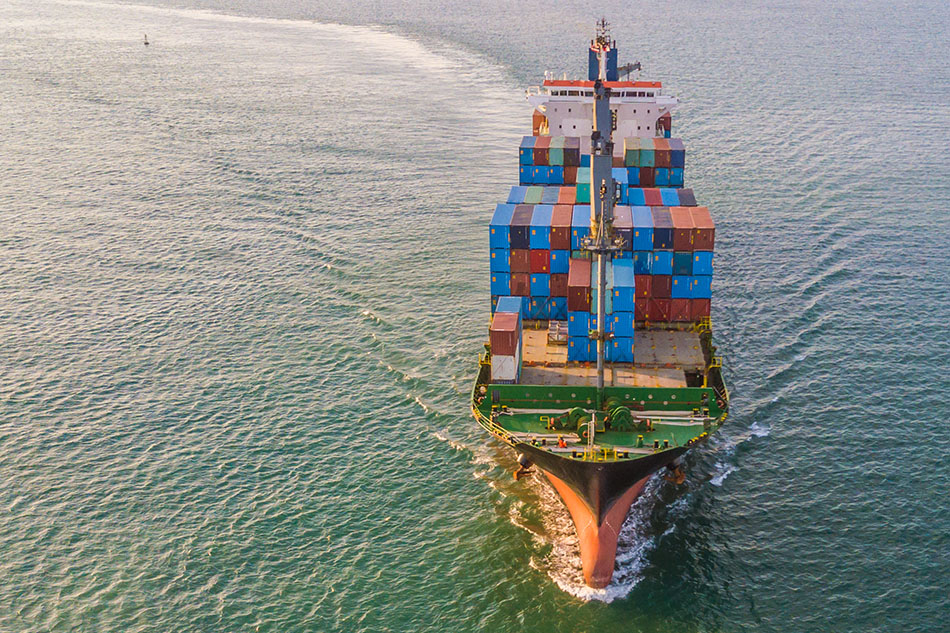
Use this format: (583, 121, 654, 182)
(625, 205, 715, 323)
(493, 132, 716, 334)
(624, 137, 686, 188)
(519, 136, 583, 185)
(489, 296, 523, 383)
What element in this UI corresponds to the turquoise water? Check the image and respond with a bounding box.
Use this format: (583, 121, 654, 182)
(1, 0, 948, 631)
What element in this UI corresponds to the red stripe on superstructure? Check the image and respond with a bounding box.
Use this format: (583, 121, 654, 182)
(542, 79, 662, 88)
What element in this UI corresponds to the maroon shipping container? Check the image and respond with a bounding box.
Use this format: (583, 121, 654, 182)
(670, 298, 692, 322)
(635, 301, 649, 320)
(563, 166, 577, 185)
(670, 207, 695, 251)
(533, 135, 550, 166)
(567, 258, 592, 312)
(550, 205, 573, 250)
(509, 249, 531, 273)
(489, 312, 521, 356)
(690, 207, 715, 250)
(690, 298, 711, 321)
(643, 188, 663, 206)
(612, 156, 625, 168)
(635, 274, 652, 298)
(550, 273, 569, 297)
(654, 138, 671, 168)
(529, 249, 550, 273)
(652, 274, 672, 298)
(677, 188, 697, 206)
(646, 298, 671, 322)
(639, 167, 654, 187)
(509, 273, 531, 296)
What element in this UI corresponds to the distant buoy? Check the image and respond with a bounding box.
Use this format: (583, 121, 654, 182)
(143, 34, 149, 46)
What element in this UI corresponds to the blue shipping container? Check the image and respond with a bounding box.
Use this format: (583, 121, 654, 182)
(670, 168, 684, 187)
(691, 275, 712, 299)
(613, 287, 636, 312)
(612, 259, 635, 287)
(541, 187, 560, 204)
(612, 167, 628, 184)
(529, 205, 553, 249)
(652, 251, 674, 275)
(508, 186, 527, 204)
(490, 204, 515, 248)
(611, 312, 635, 337)
(633, 251, 653, 275)
(528, 298, 547, 319)
(655, 168, 670, 187)
(671, 275, 691, 299)
(519, 136, 536, 165)
(519, 165, 533, 185)
(495, 296, 523, 317)
(627, 168, 640, 186)
(627, 188, 646, 206)
(490, 273, 510, 296)
(581, 154, 591, 167)
(531, 273, 550, 297)
(550, 250, 570, 274)
(567, 337, 592, 362)
(568, 311, 589, 336)
(571, 206, 591, 249)
(549, 297, 568, 320)
(549, 166, 564, 185)
(607, 337, 635, 363)
(490, 249, 510, 273)
(660, 188, 680, 206)
(693, 251, 714, 275)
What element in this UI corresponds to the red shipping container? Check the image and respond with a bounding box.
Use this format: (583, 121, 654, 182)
(550, 205, 573, 250)
(533, 135, 550, 166)
(652, 274, 672, 298)
(654, 138, 671, 168)
(550, 273, 569, 297)
(670, 298, 691, 322)
(635, 274, 652, 298)
(489, 312, 520, 356)
(635, 301, 649, 320)
(670, 207, 695, 251)
(563, 166, 578, 185)
(529, 249, 550, 273)
(567, 258, 592, 312)
(557, 187, 576, 205)
(643, 188, 663, 206)
(612, 156, 625, 168)
(690, 207, 715, 250)
(509, 249, 531, 273)
(646, 298, 671, 322)
(639, 167, 654, 187)
(690, 298, 711, 321)
(509, 273, 530, 296)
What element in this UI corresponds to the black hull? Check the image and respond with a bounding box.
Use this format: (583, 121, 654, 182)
(515, 442, 688, 525)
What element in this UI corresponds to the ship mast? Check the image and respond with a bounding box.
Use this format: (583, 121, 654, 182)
(583, 20, 621, 408)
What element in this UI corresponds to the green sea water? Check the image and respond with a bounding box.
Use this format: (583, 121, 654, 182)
(1, 0, 948, 631)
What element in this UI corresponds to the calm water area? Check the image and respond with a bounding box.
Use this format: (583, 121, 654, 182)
(1, 0, 948, 631)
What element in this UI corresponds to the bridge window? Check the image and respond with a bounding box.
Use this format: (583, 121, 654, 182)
(569, 90, 579, 96)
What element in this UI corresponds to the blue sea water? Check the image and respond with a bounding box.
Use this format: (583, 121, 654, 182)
(1, 0, 948, 631)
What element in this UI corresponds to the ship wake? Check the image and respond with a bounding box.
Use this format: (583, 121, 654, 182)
(522, 474, 665, 603)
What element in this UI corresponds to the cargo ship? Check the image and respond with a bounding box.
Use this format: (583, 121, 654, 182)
(471, 21, 729, 589)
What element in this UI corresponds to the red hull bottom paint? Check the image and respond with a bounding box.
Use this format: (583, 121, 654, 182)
(544, 471, 651, 588)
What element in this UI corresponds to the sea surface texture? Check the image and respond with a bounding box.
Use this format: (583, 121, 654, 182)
(1, 1, 948, 631)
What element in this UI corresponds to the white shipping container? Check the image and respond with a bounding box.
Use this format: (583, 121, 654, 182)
(491, 345, 522, 382)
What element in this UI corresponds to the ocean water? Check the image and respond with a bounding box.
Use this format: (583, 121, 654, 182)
(1, 0, 948, 631)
